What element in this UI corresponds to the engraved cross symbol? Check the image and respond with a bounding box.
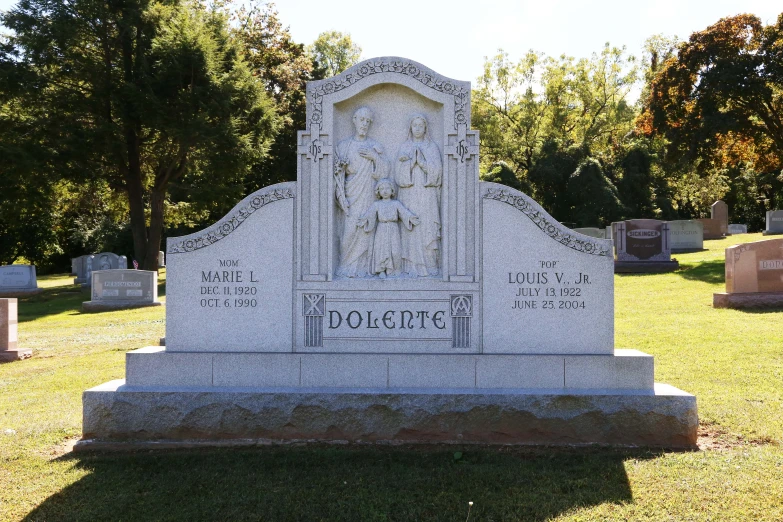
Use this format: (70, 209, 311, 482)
(304, 294, 324, 316)
(298, 125, 332, 164)
(445, 125, 478, 164)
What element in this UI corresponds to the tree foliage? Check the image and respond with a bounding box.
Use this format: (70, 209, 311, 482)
(308, 30, 361, 78)
(1, 0, 279, 270)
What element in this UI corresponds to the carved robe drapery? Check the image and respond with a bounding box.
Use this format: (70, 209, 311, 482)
(395, 136, 442, 276)
(335, 137, 389, 277)
(361, 199, 418, 276)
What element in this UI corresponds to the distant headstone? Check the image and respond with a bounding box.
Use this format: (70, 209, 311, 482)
(82, 56, 696, 448)
(0, 265, 42, 297)
(573, 227, 605, 239)
(0, 298, 32, 362)
(711, 200, 729, 235)
(83, 270, 161, 312)
(668, 220, 704, 252)
(70, 258, 79, 276)
(158, 251, 165, 268)
(728, 224, 748, 235)
(74, 253, 128, 287)
(714, 238, 783, 308)
(763, 210, 783, 235)
(614, 219, 678, 273)
(696, 218, 724, 240)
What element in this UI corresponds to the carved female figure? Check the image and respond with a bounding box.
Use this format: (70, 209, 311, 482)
(358, 179, 419, 278)
(395, 114, 442, 277)
(334, 107, 389, 277)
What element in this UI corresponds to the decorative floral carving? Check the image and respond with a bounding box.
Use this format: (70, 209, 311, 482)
(309, 59, 469, 130)
(168, 188, 295, 254)
(733, 244, 752, 262)
(482, 187, 612, 257)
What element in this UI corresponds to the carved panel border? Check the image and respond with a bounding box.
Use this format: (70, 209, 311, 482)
(168, 187, 295, 254)
(482, 187, 611, 257)
(309, 59, 469, 130)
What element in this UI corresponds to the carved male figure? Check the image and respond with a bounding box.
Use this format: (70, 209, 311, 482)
(358, 178, 419, 278)
(334, 107, 389, 277)
(395, 114, 442, 276)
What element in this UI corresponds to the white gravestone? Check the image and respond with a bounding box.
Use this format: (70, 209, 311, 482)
(572, 227, 605, 239)
(728, 224, 748, 235)
(158, 251, 165, 268)
(764, 210, 783, 235)
(0, 265, 41, 297)
(73, 253, 128, 286)
(82, 57, 696, 448)
(668, 220, 704, 252)
(83, 270, 161, 312)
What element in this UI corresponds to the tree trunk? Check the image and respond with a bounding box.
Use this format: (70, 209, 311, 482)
(145, 187, 165, 271)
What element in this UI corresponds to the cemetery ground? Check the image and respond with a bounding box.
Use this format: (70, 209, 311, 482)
(1, 237, 782, 522)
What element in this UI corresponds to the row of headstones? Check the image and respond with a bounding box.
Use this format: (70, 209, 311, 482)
(72, 251, 165, 286)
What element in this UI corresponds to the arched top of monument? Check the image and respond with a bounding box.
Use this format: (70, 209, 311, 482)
(306, 57, 471, 131)
(481, 182, 613, 257)
(166, 182, 295, 254)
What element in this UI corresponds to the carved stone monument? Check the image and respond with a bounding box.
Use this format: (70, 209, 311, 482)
(668, 220, 704, 252)
(763, 210, 783, 235)
(81, 58, 696, 448)
(711, 200, 729, 235)
(82, 270, 161, 312)
(0, 298, 32, 362)
(0, 265, 42, 297)
(613, 219, 679, 273)
(714, 238, 783, 308)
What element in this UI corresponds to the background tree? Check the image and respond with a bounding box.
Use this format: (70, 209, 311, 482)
(232, 1, 318, 192)
(308, 30, 361, 77)
(639, 13, 783, 222)
(0, 0, 279, 270)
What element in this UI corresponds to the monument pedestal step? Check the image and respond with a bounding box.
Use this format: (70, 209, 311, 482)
(0, 349, 32, 362)
(80, 380, 697, 448)
(0, 289, 42, 298)
(124, 347, 655, 391)
(713, 292, 783, 309)
(82, 300, 163, 312)
(614, 260, 679, 273)
(762, 231, 783, 235)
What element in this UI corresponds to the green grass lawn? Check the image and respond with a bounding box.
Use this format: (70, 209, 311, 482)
(2, 239, 783, 521)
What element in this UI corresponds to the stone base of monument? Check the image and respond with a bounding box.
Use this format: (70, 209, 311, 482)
(80, 348, 697, 448)
(762, 231, 783, 236)
(82, 300, 163, 312)
(713, 292, 783, 309)
(0, 288, 43, 298)
(614, 260, 679, 274)
(0, 349, 32, 362)
(671, 248, 707, 254)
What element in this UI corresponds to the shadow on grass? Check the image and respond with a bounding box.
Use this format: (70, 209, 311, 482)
(675, 259, 725, 285)
(23, 445, 663, 521)
(16, 285, 85, 323)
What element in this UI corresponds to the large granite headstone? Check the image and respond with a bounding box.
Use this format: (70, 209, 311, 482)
(0, 265, 42, 297)
(696, 218, 724, 240)
(764, 210, 783, 235)
(714, 238, 783, 308)
(668, 220, 704, 252)
(613, 219, 678, 273)
(711, 200, 729, 235)
(83, 270, 161, 312)
(74, 253, 128, 287)
(81, 57, 696, 448)
(0, 298, 32, 362)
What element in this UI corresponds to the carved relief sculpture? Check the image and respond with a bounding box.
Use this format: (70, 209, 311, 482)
(395, 114, 442, 277)
(334, 107, 389, 278)
(358, 179, 420, 278)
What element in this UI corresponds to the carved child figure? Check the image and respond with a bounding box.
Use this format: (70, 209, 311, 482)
(358, 179, 420, 278)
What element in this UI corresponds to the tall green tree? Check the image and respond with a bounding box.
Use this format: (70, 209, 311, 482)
(308, 30, 361, 78)
(0, 0, 279, 270)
